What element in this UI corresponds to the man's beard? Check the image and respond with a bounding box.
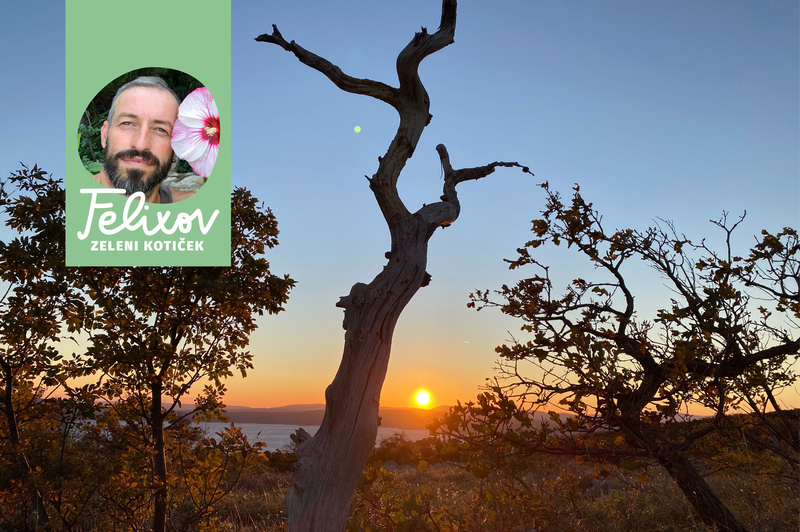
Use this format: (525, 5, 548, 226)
(103, 148, 172, 196)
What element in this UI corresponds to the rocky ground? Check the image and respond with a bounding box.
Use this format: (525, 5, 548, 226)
(163, 171, 205, 192)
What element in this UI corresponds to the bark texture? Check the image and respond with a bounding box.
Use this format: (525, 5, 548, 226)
(1, 360, 49, 526)
(258, 2, 531, 529)
(152, 383, 168, 532)
(659, 452, 750, 532)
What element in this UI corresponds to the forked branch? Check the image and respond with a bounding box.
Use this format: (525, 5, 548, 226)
(255, 2, 539, 529)
(415, 144, 534, 227)
(255, 0, 457, 114)
(257, 0, 463, 234)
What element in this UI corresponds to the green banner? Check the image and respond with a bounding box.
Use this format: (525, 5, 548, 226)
(65, 0, 231, 266)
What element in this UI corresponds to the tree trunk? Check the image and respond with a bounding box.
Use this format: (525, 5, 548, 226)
(285, 235, 431, 529)
(258, 3, 532, 529)
(659, 452, 750, 532)
(1, 361, 49, 526)
(152, 383, 168, 532)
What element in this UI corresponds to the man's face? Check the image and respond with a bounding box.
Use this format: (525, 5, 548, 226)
(101, 86, 179, 196)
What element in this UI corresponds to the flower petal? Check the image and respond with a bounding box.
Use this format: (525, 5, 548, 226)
(190, 143, 218, 178)
(172, 118, 208, 161)
(178, 87, 215, 121)
(177, 114, 207, 129)
(171, 87, 220, 178)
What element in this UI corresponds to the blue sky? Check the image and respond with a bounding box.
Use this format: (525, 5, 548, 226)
(2, 1, 798, 408)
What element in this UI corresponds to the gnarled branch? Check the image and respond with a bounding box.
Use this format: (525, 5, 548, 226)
(255, 26, 399, 107)
(257, 1, 463, 234)
(256, 2, 534, 529)
(416, 144, 534, 227)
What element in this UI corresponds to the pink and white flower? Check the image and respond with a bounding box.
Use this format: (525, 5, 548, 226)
(171, 87, 220, 178)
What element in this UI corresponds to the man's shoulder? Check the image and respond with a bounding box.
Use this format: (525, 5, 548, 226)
(170, 188, 197, 203)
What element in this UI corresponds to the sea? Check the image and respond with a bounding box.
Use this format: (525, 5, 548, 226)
(198, 422, 432, 451)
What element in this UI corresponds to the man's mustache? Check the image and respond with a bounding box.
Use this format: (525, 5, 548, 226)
(113, 149, 161, 166)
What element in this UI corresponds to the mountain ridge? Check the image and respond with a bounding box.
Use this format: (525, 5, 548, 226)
(193, 404, 450, 431)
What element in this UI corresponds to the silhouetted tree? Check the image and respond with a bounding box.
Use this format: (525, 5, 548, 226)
(73, 188, 294, 532)
(436, 183, 798, 532)
(0, 165, 78, 528)
(257, 1, 532, 529)
(0, 167, 294, 531)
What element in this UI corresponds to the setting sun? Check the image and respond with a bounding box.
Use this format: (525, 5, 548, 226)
(414, 390, 431, 408)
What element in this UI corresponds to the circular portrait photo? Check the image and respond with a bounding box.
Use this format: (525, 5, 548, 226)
(78, 68, 220, 204)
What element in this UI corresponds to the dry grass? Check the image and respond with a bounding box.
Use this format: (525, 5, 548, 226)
(213, 453, 797, 532)
(347, 460, 796, 532)
(210, 464, 289, 532)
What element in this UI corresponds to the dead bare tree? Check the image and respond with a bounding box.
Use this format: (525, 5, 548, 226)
(257, 1, 531, 529)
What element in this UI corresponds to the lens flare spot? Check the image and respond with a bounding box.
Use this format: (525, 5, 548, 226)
(354, 126, 361, 133)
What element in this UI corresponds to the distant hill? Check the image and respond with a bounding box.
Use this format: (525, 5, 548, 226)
(191, 404, 449, 431)
(222, 404, 326, 413)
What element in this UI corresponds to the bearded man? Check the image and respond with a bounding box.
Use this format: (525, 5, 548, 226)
(94, 76, 195, 203)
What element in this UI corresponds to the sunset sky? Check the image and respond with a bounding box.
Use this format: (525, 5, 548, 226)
(1, 1, 798, 410)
